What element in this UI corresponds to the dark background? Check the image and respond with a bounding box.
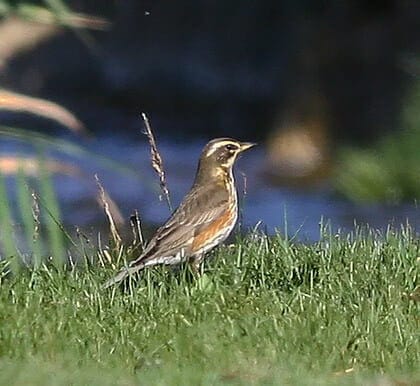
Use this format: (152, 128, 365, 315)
(2, 1, 419, 141)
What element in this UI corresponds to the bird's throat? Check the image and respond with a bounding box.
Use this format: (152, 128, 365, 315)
(195, 164, 234, 187)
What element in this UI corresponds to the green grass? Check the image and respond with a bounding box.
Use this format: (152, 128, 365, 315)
(0, 225, 418, 385)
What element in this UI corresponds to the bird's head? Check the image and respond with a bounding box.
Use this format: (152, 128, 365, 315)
(196, 138, 256, 181)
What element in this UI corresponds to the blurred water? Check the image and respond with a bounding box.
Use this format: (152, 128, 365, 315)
(4, 134, 415, 242)
(1, 1, 418, 247)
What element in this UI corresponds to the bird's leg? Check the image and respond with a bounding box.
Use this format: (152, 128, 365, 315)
(190, 255, 203, 277)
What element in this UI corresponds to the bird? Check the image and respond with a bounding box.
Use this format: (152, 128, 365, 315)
(103, 137, 256, 288)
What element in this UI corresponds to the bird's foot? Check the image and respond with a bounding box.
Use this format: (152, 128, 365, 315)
(190, 259, 203, 277)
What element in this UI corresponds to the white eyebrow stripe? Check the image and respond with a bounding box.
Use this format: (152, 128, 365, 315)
(205, 140, 238, 157)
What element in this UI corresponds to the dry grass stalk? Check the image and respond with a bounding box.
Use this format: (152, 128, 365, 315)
(240, 171, 248, 197)
(0, 89, 86, 135)
(31, 190, 41, 242)
(95, 174, 122, 249)
(101, 249, 113, 267)
(130, 210, 144, 247)
(94, 188, 125, 227)
(332, 367, 355, 376)
(141, 112, 173, 211)
(95, 233, 107, 268)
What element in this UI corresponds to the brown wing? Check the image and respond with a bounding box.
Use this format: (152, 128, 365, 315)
(129, 183, 230, 267)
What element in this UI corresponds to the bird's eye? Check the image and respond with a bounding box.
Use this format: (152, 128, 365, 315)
(225, 144, 237, 151)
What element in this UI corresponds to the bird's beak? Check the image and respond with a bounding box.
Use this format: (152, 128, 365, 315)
(239, 142, 257, 152)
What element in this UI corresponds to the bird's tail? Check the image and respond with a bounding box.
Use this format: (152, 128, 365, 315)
(102, 263, 145, 289)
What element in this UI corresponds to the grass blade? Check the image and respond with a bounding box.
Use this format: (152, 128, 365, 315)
(16, 171, 42, 268)
(37, 154, 65, 267)
(0, 172, 19, 273)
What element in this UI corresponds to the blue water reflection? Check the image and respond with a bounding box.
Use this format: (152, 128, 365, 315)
(39, 136, 419, 241)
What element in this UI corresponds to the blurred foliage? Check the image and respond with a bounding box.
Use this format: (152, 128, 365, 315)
(0, 157, 68, 272)
(0, 1, 78, 268)
(0, 1, 115, 265)
(0, 0, 74, 22)
(335, 77, 420, 204)
(0, 0, 108, 29)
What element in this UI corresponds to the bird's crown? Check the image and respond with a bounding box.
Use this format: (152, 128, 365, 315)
(195, 138, 255, 182)
(201, 138, 255, 160)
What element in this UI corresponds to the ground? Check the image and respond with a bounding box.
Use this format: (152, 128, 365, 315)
(0, 226, 418, 386)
